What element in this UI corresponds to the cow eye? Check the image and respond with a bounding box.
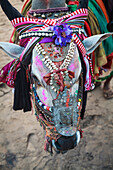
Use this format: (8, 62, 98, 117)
(33, 75, 41, 86)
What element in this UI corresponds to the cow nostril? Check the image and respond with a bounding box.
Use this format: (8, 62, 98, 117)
(52, 131, 80, 152)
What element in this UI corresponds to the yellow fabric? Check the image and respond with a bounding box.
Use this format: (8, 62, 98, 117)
(88, 8, 107, 74)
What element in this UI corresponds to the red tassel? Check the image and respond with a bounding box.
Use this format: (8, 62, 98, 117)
(79, 129, 84, 138)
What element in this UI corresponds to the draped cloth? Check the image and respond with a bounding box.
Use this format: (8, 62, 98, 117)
(87, 7, 107, 74)
(95, 0, 109, 23)
(88, 0, 113, 74)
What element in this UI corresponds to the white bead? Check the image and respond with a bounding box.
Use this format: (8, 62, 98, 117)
(42, 33, 45, 36)
(49, 33, 53, 37)
(48, 66, 51, 69)
(52, 66, 56, 70)
(33, 13, 37, 17)
(39, 47, 42, 50)
(51, 86, 54, 89)
(42, 58, 45, 61)
(49, 60, 52, 63)
(54, 89, 57, 92)
(38, 33, 42, 36)
(37, 43, 39, 46)
(46, 58, 50, 62)
(45, 56, 48, 59)
(39, 102, 42, 106)
(44, 106, 47, 110)
(51, 74, 54, 77)
(44, 60, 47, 64)
(42, 51, 46, 55)
(41, 14, 46, 18)
(49, 68, 53, 71)
(46, 33, 48, 36)
(51, 63, 54, 66)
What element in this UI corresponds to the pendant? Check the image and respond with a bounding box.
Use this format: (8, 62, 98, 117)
(52, 87, 78, 136)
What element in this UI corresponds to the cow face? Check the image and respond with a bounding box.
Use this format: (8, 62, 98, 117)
(31, 41, 82, 135)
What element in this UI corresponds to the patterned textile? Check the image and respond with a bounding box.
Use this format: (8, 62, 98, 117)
(96, 0, 109, 23)
(87, 0, 113, 74)
(9, 0, 32, 43)
(11, 8, 88, 30)
(89, 0, 113, 57)
(87, 8, 107, 74)
(11, 8, 88, 60)
(0, 59, 20, 88)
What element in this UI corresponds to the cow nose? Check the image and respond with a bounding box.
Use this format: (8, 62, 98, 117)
(52, 131, 80, 152)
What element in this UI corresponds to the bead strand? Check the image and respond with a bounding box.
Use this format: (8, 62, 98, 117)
(35, 41, 75, 92)
(19, 31, 54, 39)
(32, 84, 52, 112)
(60, 41, 75, 69)
(35, 43, 57, 72)
(86, 55, 94, 77)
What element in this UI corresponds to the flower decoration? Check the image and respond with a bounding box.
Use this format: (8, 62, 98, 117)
(51, 23, 72, 46)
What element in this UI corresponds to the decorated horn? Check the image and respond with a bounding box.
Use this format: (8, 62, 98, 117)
(0, 0, 23, 21)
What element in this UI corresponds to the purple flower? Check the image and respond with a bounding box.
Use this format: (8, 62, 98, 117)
(51, 23, 72, 46)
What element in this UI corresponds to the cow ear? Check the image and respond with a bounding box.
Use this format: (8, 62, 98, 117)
(82, 33, 113, 54)
(0, 42, 24, 58)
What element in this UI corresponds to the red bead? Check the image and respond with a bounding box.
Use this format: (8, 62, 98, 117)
(46, 106, 50, 111)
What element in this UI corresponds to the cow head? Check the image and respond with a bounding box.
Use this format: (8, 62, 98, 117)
(0, 31, 112, 153)
(0, 0, 113, 154)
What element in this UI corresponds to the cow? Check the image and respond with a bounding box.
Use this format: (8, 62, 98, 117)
(0, 0, 112, 154)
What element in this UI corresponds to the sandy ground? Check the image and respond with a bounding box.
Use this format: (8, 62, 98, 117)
(0, 1, 113, 170)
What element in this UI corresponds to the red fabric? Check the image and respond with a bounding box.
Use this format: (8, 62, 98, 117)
(84, 21, 92, 37)
(0, 59, 20, 88)
(96, 0, 109, 23)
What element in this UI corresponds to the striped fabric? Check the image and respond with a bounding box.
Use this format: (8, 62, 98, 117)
(11, 8, 88, 33)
